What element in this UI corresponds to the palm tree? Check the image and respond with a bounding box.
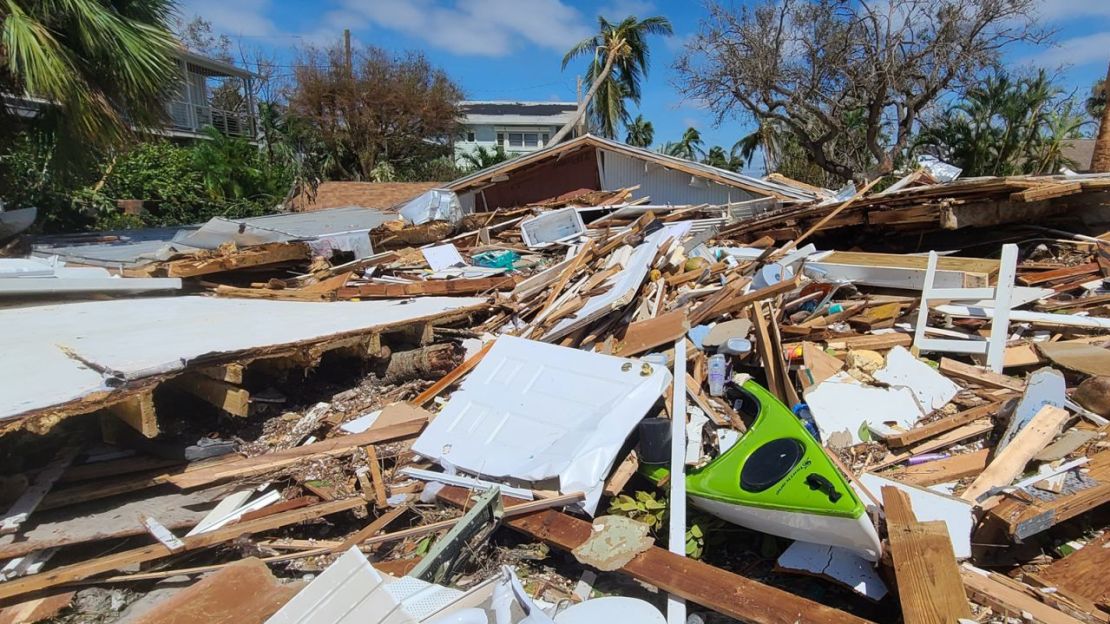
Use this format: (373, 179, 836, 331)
(0, 0, 178, 151)
(552, 15, 672, 142)
(625, 114, 654, 148)
(1087, 77, 1106, 122)
(663, 127, 704, 161)
(1093, 62, 1110, 173)
(459, 145, 510, 172)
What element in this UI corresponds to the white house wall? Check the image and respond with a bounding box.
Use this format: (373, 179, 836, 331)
(599, 149, 758, 206)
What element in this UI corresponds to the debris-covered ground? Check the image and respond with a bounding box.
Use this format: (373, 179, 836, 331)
(1, 166, 1109, 624)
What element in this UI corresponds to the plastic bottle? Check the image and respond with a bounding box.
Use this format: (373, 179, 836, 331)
(792, 403, 822, 442)
(707, 354, 728, 397)
(716, 338, 752, 355)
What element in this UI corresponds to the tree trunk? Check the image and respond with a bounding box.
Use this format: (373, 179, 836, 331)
(550, 48, 619, 144)
(1092, 60, 1110, 173)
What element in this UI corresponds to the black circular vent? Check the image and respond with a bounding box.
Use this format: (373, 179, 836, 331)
(740, 438, 805, 492)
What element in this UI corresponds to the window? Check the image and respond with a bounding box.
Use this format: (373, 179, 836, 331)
(541, 133, 549, 145)
(523, 133, 539, 147)
(466, 131, 475, 142)
(497, 132, 504, 146)
(508, 132, 524, 147)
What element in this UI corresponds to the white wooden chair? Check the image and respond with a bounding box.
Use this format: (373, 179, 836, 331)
(912, 244, 1018, 372)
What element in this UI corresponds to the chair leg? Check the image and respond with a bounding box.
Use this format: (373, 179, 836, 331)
(912, 251, 940, 354)
(984, 244, 1019, 372)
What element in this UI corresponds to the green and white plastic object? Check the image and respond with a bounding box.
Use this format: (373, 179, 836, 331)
(643, 379, 881, 561)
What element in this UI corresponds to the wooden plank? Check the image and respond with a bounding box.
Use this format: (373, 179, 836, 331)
(336, 503, 410, 553)
(986, 450, 1110, 540)
(870, 420, 994, 470)
(884, 403, 1000, 448)
(437, 486, 874, 624)
(167, 419, 426, 489)
(163, 242, 310, 278)
(338, 275, 519, 298)
(826, 333, 912, 352)
(751, 300, 789, 405)
(1017, 263, 1100, 286)
(1040, 532, 1110, 608)
(603, 451, 640, 497)
(363, 445, 388, 508)
(537, 239, 595, 318)
(939, 357, 1025, 392)
(106, 391, 158, 438)
(1005, 343, 1046, 368)
(820, 251, 1000, 278)
(168, 374, 250, 418)
(611, 310, 689, 357)
(0, 497, 364, 600)
(961, 565, 1086, 624)
(883, 486, 973, 623)
(884, 449, 990, 487)
(409, 339, 494, 408)
(1011, 181, 1083, 203)
(709, 275, 801, 321)
(962, 405, 1069, 503)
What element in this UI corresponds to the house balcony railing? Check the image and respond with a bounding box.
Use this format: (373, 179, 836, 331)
(166, 99, 257, 140)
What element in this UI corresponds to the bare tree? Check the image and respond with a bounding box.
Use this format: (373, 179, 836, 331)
(675, 0, 1050, 182)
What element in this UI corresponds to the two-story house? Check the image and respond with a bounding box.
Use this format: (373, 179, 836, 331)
(454, 101, 578, 165)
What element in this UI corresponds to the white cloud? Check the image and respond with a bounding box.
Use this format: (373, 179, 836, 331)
(175, 0, 277, 37)
(333, 0, 592, 57)
(1025, 30, 1110, 68)
(1036, 0, 1110, 22)
(597, 0, 657, 20)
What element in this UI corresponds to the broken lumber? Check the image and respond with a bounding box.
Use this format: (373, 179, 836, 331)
(612, 309, 689, 357)
(167, 419, 427, 489)
(985, 449, 1110, 540)
(961, 405, 1069, 503)
(338, 275, 519, 298)
(885, 449, 991, 487)
(939, 357, 1026, 392)
(105, 391, 158, 438)
(158, 242, 310, 278)
(1038, 531, 1110, 609)
(883, 486, 973, 623)
(884, 403, 1000, 448)
(0, 497, 363, 600)
(961, 565, 1086, 624)
(438, 486, 874, 624)
(409, 339, 494, 408)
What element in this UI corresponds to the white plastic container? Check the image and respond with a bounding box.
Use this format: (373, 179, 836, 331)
(519, 208, 586, 249)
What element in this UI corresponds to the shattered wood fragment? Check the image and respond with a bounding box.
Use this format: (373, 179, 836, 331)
(156, 242, 311, 278)
(437, 486, 874, 624)
(0, 498, 364, 600)
(882, 486, 973, 623)
(335, 503, 410, 552)
(1, 448, 78, 535)
(1017, 262, 1100, 286)
(363, 445, 388, 508)
(962, 405, 1069, 503)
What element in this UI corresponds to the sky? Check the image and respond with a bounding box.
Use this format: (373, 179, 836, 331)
(177, 0, 1110, 176)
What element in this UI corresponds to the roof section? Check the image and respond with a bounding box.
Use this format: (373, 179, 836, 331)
(1062, 139, 1095, 172)
(446, 134, 818, 202)
(287, 181, 441, 212)
(460, 101, 577, 117)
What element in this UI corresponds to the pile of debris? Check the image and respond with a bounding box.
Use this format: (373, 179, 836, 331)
(0, 166, 1109, 624)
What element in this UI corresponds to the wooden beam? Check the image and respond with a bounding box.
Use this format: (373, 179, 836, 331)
(168, 374, 250, 418)
(883, 403, 1000, 448)
(536, 239, 595, 319)
(826, 333, 913, 352)
(0, 498, 364, 601)
(338, 275, 519, 298)
(105, 391, 158, 438)
(985, 449, 1110, 540)
(1017, 262, 1100, 286)
(883, 486, 973, 624)
(335, 504, 410, 553)
(938, 358, 1025, 392)
(363, 445, 388, 508)
(437, 486, 874, 624)
(160, 242, 310, 278)
(962, 405, 1069, 503)
(197, 363, 245, 385)
(884, 449, 990, 487)
(961, 566, 1086, 624)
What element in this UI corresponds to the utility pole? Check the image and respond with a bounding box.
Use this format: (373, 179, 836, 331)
(575, 75, 585, 137)
(343, 29, 352, 80)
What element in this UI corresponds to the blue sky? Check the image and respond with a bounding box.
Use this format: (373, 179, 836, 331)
(178, 0, 1109, 176)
